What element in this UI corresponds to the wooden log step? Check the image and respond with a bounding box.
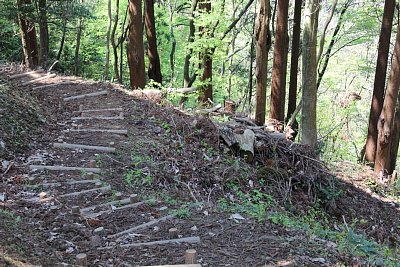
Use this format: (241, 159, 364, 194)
(40, 179, 101, 187)
(32, 81, 74, 90)
(68, 128, 128, 135)
(71, 115, 123, 121)
(109, 215, 175, 238)
(80, 197, 131, 213)
(99, 236, 200, 250)
(83, 201, 144, 218)
(21, 73, 57, 86)
(140, 265, 201, 267)
(29, 165, 101, 173)
(9, 69, 44, 79)
(73, 107, 124, 114)
(64, 90, 108, 101)
(59, 185, 111, 198)
(53, 142, 116, 153)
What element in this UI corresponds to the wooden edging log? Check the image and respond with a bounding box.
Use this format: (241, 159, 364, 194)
(140, 265, 201, 267)
(83, 201, 144, 218)
(32, 81, 75, 90)
(71, 115, 123, 121)
(41, 179, 101, 187)
(21, 73, 56, 86)
(8, 69, 44, 79)
(80, 197, 131, 213)
(59, 185, 111, 198)
(73, 107, 124, 114)
(109, 215, 175, 238)
(53, 142, 116, 153)
(29, 165, 101, 173)
(68, 128, 128, 135)
(64, 90, 108, 101)
(166, 87, 198, 94)
(196, 104, 222, 114)
(98, 236, 201, 250)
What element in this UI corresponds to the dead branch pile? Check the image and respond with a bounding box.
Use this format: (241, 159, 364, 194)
(215, 117, 333, 200)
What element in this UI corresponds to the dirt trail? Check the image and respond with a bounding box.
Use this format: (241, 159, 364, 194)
(0, 68, 398, 266)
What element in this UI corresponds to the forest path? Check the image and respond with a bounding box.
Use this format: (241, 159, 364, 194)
(0, 67, 366, 266)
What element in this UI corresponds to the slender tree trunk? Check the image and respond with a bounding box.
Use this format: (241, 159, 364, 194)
(286, 0, 302, 132)
(38, 0, 49, 67)
(389, 97, 400, 173)
(104, 0, 112, 80)
(270, 0, 289, 124)
(56, 4, 68, 61)
(74, 0, 84, 76)
(198, 0, 213, 104)
(301, 0, 319, 149)
(145, 0, 163, 83)
(167, 0, 176, 81)
(365, 0, 395, 163)
(127, 0, 146, 88)
(26, 0, 39, 66)
(374, 21, 400, 175)
(255, 0, 271, 125)
(111, 0, 120, 81)
(17, 0, 33, 68)
(316, 0, 337, 64)
(183, 0, 198, 88)
(248, 24, 256, 108)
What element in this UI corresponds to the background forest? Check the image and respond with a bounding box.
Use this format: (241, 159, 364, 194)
(0, 0, 398, 168)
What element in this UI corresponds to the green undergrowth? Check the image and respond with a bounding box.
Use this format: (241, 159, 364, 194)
(217, 187, 400, 266)
(0, 77, 46, 158)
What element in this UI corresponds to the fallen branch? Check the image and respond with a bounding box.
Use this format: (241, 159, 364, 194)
(99, 236, 201, 250)
(21, 73, 56, 86)
(63, 90, 108, 101)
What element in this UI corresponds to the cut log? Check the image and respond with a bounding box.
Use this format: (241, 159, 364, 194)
(9, 69, 44, 79)
(68, 129, 128, 135)
(140, 265, 201, 267)
(109, 215, 175, 238)
(130, 89, 164, 103)
(234, 129, 255, 162)
(185, 249, 198, 264)
(63, 90, 108, 101)
(80, 197, 131, 213)
(59, 185, 111, 198)
(41, 179, 101, 187)
(76, 253, 88, 266)
(71, 115, 123, 121)
(29, 165, 101, 173)
(224, 100, 237, 113)
(21, 73, 57, 86)
(166, 87, 198, 94)
(32, 81, 74, 90)
(83, 201, 144, 218)
(98, 236, 201, 250)
(53, 142, 116, 153)
(219, 125, 238, 147)
(73, 107, 124, 114)
(196, 104, 223, 114)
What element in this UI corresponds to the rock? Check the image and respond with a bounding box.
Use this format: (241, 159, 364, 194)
(90, 235, 102, 247)
(311, 258, 326, 264)
(159, 206, 168, 211)
(94, 227, 104, 234)
(190, 225, 198, 231)
(0, 193, 5, 202)
(229, 213, 245, 221)
(0, 140, 5, 156)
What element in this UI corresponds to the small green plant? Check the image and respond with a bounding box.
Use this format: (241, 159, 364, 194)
(173, 207, 191, 219)
(0, 209, 21, 223)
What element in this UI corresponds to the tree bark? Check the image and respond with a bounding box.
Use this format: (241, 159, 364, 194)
(145, 0, 163, 83)
(198, 0, 213, 104)
(104, 0, 112, 80)
(286, 0, 302, 132)
(75, 0, 84, 75)
(167, 0, 176, 81)
(127, 0, 146, 89)
(111, 0, 120, 81)
(374, 21, 400, 175)
(38, 0, 49, 67)
(301, 0, 319, 149)
(17, 0, 33, 68)
(365, 0, 395, 163)
(270, 0, 289, 123)
(183, 0, 198, 88)
(56, 3, 68, 61)
(389, 97, 400, 173)
(255, 0, 271, 125)
(26, 0, 39, 66)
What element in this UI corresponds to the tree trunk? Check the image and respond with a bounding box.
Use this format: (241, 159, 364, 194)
(127, 0, 146, 88)
(17, 0, 33, 68)
(286, 0, 302, 135)
(255, 0, 271, 126)
(198, 0, 213, 104)
(56, 5, 68, 61)
(38, 0, 49, 67)
(248, 25, 256, 108)
(183, 0, 198, 88)
(111, 0, 120, 81)
(270, 0, 289, 123)
(167, 0, 176, 81)
(104, 0, 112, 80)
(74, 0, 84, 76)
(301, 0, 319, 149)
(365, 0, 395, 163)
(145, 0, 163, 83)
(26, 0, 39, 66)
(389, 97, 400, 173)
(374, 21, 400, 175)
